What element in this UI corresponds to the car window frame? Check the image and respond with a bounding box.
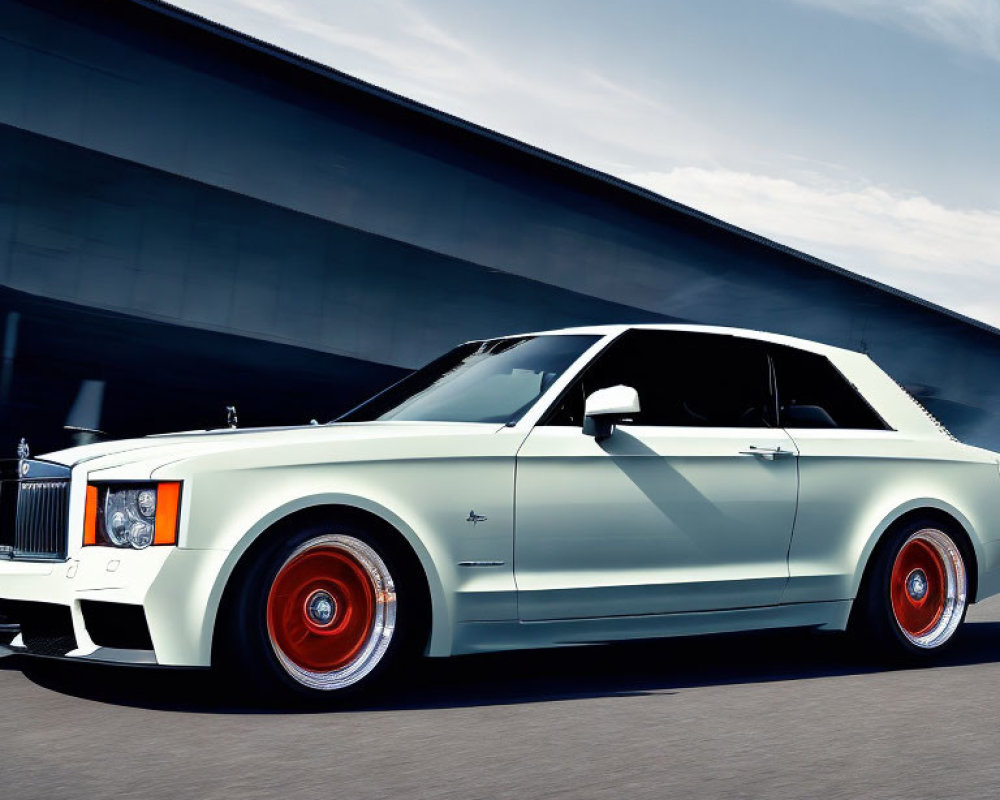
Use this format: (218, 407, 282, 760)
(538, 329, 779, 429)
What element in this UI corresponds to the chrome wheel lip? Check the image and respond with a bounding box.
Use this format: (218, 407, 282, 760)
(268, 534, 397, 691)
(891, 528, 967, 649)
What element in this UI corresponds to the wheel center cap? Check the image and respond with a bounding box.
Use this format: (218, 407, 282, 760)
(305, 590, 337, 626)
(906, 569, 928, 602)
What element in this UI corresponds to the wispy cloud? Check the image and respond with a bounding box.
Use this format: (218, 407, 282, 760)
(630, 166, 1000, 326)
(792, 0, 1000, 61)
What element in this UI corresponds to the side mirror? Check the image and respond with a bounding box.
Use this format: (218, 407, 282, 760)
(583, 385, 640, 442)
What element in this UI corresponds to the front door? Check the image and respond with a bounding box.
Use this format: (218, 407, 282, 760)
(514, 330, 799, 620)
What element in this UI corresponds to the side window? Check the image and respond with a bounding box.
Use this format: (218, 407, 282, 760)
(770, 345, 888, 430)
(544, 330, 774, 427)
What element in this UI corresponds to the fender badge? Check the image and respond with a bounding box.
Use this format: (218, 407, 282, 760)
(466, 510, 487, 526)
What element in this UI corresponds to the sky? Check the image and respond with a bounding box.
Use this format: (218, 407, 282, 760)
(170, 0, 1000, 326)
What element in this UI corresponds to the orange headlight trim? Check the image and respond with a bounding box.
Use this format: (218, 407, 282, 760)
(153, 482, 181, 546)
(83, 485, 98, 546)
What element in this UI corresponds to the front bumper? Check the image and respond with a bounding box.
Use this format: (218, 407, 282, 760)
(0, 546, 229, 666)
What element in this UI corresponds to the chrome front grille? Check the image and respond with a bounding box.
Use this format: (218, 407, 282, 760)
(0, 460, 71, 562)
(14, 480, 70, 560)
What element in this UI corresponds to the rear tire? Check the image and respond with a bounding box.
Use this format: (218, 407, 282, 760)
(216, 521, 424, 703)
(850, 518, 969, 659)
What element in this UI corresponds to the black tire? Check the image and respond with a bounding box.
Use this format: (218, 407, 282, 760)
(215, 520, 427, 703)
(849, 517, 969, 660)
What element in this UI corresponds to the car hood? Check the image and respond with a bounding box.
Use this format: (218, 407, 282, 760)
(40, 421, 506, 474)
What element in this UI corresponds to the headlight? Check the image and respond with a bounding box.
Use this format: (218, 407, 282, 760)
(84, 482, 181, 549)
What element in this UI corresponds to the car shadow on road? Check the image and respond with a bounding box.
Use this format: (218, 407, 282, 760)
(5, 621, 1000, 714)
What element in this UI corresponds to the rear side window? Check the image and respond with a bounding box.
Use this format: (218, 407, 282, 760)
(771, 345, 888, 430)
(544, 330, 775, 427)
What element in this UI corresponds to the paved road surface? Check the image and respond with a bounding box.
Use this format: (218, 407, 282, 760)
(3, 598, 1000, 800)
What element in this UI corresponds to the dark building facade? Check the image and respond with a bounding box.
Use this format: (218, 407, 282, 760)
(2, 0, 998, 453)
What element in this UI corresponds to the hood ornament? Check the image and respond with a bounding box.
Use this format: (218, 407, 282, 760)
(226, 405, 238, 429)
(16, 438, 29, 460)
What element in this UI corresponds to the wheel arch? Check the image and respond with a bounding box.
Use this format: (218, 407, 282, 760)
(206, 495, 452, 665)
(851, 501, 980, 605)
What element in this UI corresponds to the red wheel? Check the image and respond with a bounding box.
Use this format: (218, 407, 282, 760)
(265, 535, 396, 690)
(850, 521, 970, 658)
(887, 528, 966, 649)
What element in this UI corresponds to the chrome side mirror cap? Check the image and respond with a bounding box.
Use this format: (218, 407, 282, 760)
(583, 385, 640, 441)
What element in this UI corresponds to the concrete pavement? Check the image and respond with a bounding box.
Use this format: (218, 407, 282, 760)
(3, 598, 1000, 799)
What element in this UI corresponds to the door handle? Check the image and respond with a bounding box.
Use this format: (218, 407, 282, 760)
(739, 445, 794, 461)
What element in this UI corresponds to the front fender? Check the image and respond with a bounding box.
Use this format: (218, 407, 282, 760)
(201, 492, 455, 661)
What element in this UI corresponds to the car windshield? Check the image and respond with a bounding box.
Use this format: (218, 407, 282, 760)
(338, 335, 601, 424)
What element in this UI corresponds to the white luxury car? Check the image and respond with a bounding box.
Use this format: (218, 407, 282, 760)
(2, 324, 1000, 698)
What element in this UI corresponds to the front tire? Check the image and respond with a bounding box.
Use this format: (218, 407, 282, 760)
(851, 519, 969, 658)
(217, 522, 421, 701)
